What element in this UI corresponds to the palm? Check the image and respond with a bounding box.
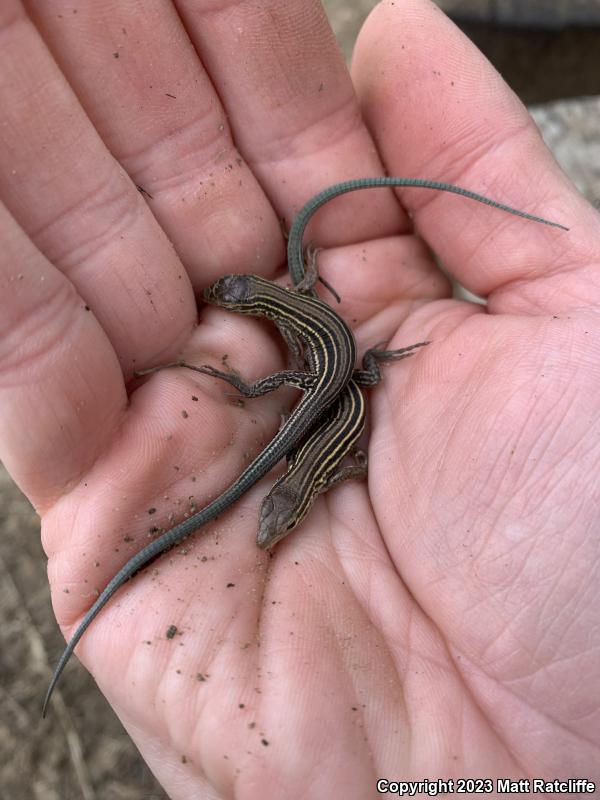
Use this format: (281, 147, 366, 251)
(1, 2, 598, 797)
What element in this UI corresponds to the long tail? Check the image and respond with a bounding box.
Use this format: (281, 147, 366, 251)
(287, 177, 568, 284)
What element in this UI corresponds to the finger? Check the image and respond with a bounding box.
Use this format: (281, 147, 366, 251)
(0, 2, 196, 371)
(0, 202, 125, 510)
(24, 0, 282, 286)
(175, 0, 416, 284)
(352, 0, 600, 310)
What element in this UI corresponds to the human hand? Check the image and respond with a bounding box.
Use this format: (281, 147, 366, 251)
(0, 1, 598, 798)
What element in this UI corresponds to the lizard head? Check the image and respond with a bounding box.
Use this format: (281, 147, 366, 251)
(257, 485, 305, 550)
(203, 274, 254, 307)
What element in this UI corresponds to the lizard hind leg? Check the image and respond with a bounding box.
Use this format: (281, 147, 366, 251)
(294, 244, 341, 303)
(322, 447, 368, 491)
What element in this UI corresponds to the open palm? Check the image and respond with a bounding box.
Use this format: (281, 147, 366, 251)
(1, 2, 598, 798)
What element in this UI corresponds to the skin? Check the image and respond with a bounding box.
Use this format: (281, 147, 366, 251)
(0, 1, 599, 797)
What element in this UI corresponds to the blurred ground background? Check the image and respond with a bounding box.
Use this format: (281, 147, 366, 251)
(1, 2, 599, 798)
